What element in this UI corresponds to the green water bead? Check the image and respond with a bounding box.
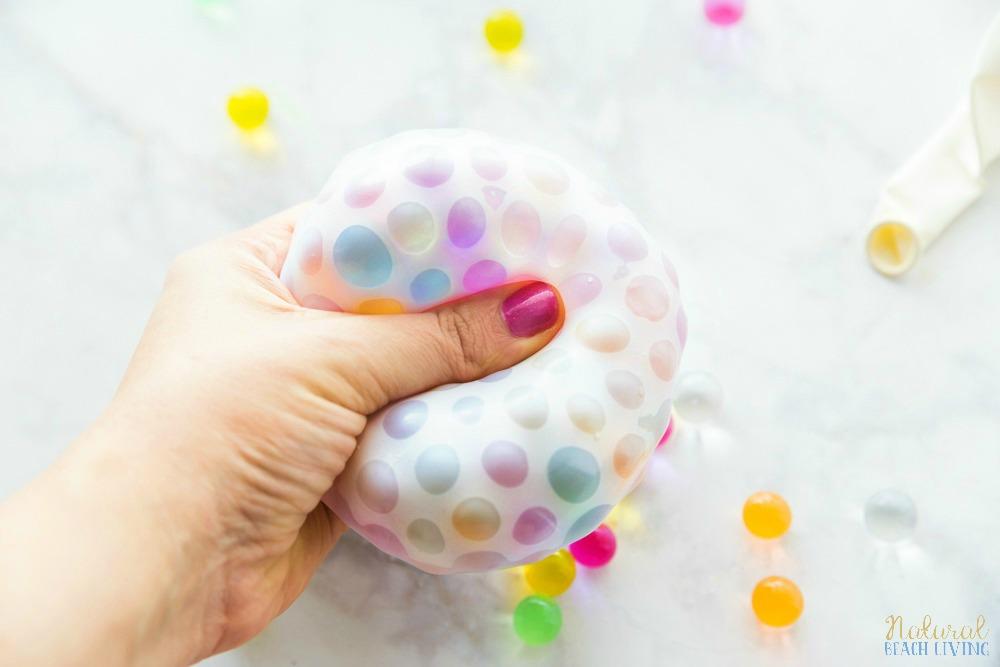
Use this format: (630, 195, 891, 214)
(513, 595, 562, 645)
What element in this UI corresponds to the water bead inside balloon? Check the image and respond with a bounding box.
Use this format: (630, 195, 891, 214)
(605, 370, 645, 409)
(296, 227, 324, 275)
(383, 400, 429, 439)
(482, 440, 529, 488)
(524, 549, 576, 597)
(752, 576, 803, 627)
(358, 298, 404, 315)
(526, 155, 569, 195)
(447, 197, 486, 248)
(501, 201, 542, 256)
(463, 260, 507, 291)
(387, 202, 436, 253)
(566, 394, 606, 434)
(625, 275, 670, 321)
(608, 222, 649, 263)
(864, 489, 917, 542)
(560, 273, 602, 308)
(452, 396, 484, 424)
(576, 315, 630, 353)
(547, 447, 600, 503)
(504, 386, 549, 429)
(404, 147, 454, 187)
(614, 433, 648, 477)
(513, 595, 562, 645)
(415, 445, 461, 494)
(406, 519, 446, 554)
(649, 340, 679, 381)
(547, 215, 587, 267)
(410, 268, 451, 304)
(513, 507, 558, 545)
(333, 226, 393, 288)
(470, 146, 507, 180)
(452, 497, 501, 540)
(568, 523, 617, 567)
(356, 461, 399, 514)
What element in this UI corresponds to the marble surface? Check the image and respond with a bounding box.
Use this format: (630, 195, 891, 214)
(2, 1, 999, 665)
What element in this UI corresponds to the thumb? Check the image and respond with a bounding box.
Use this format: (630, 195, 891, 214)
(327, 282, 563, 411)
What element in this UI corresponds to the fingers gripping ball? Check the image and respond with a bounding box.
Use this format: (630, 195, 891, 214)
(279, 129, 685, 573)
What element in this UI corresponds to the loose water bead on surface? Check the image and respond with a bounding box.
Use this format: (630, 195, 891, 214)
(568, 523, 616, 567)
(704, 0, 745, 26)
(227, 87, 269, 131)
(864, 489, 917, 542)
(524, 549, 576, 596)
(752, 576, 803, 627)
(513, 595, 562, 645)
(672, 371, 723, 422)
(484, 9, 523, 53)
(743, 491, 792, 539)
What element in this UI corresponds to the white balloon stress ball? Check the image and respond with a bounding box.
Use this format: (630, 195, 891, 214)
(279, 129, 685, 573)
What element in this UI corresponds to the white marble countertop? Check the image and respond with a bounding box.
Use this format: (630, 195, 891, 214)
(2, 1, 999, 665)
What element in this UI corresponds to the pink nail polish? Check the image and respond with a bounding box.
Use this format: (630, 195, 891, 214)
(502, 283, 559, 338)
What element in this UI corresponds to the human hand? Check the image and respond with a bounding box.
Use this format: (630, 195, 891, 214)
(0, 204, 563, 665)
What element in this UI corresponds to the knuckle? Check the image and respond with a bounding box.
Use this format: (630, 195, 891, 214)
(435, 308, 489, 380)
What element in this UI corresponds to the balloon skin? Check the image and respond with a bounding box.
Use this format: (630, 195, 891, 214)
(281, 129, 685, 573)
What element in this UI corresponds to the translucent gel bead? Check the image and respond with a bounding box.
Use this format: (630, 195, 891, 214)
(751, 576, 803, 627)
(672, 371, 724, 423)
(568, 523, 617, 567)
(743, 491, 792, 539)
(864, 489, 917, 542)
(484, 9, 523, 53)
(703, 0, 745, 26)
(524, 549, 576, 597)
(513, 595, 562, 645)
(227, 87, 269, 130)
(656, 415, 675, 448)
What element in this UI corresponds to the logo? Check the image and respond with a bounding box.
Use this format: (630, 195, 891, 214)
(884, 615, 990, 657)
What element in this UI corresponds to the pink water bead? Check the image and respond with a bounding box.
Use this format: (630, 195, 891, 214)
(568, 523, 617, 567)
(704, 0, 745, 26)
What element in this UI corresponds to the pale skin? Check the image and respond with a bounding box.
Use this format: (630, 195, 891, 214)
(0, 204, 563, 665)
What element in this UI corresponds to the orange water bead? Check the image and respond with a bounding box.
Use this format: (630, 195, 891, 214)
(751, 576, 803, 627)
(742, 491, 792, 539)
(358, 298, 405, 315)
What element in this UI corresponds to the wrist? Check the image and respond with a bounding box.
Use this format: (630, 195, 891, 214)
(0, 406, 220, 665)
